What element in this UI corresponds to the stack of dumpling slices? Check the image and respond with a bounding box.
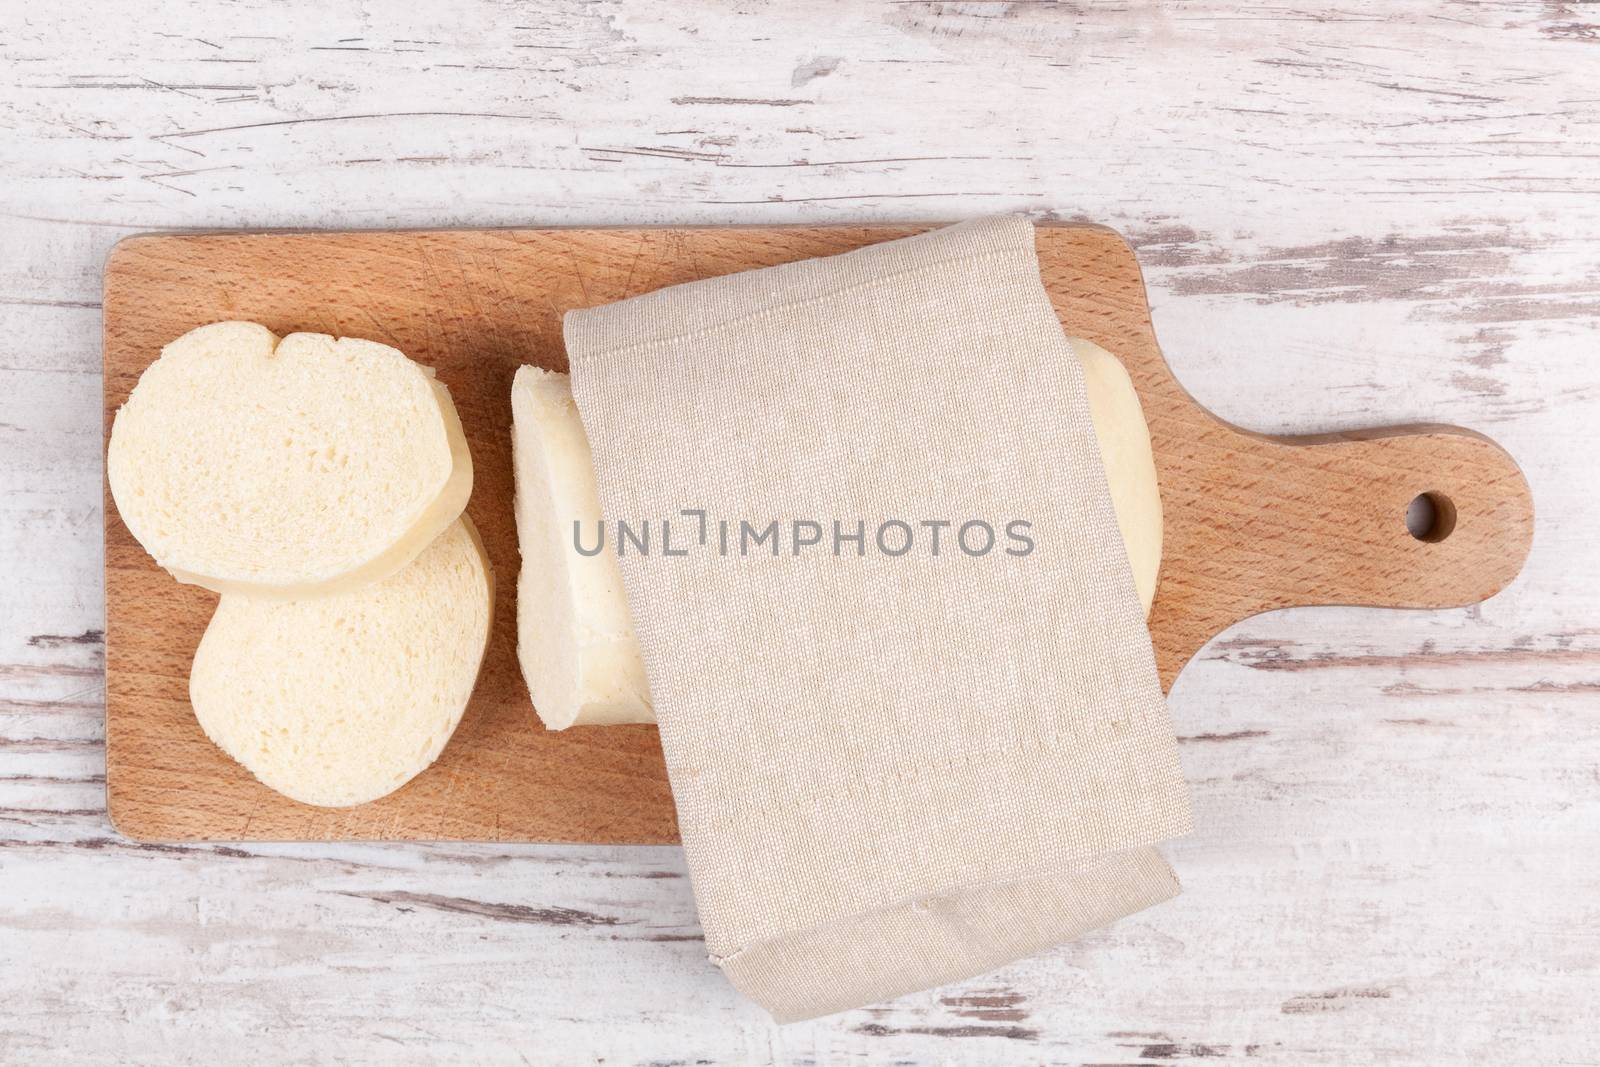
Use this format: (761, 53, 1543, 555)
(108, 321, 493, 807)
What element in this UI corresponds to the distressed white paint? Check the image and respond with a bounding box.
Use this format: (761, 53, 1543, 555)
(3, 2, 1599, 1063)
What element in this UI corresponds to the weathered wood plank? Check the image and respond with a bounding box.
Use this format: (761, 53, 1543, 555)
(1, 1, 1596, 1062)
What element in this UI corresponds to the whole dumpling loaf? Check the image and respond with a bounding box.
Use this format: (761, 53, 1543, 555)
(511, 365, 654, 730)
(108, 321, 473, 598)
(509, 338, 1161, 731)
(190, 517, 494, 807)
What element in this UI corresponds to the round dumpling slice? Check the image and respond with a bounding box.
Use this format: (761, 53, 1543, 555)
(108, 321, 472, 598)
(190, 516, 494, 808)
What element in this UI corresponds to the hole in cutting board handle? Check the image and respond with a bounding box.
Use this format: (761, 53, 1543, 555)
(1406, 491, 1457, 543)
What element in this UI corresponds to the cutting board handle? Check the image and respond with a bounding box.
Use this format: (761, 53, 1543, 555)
(1147, 418, 1534, 686)
(1242, 423, 1532, 608)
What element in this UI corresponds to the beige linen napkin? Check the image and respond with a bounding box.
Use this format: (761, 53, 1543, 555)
(565, 216, 1192, 1021)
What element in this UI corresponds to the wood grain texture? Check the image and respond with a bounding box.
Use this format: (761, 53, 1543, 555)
(102, 225, 1533, 843)
(4, 1, 1599, 1062)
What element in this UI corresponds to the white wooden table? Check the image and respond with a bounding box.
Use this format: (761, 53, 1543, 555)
(4, 4, 1598, 1063)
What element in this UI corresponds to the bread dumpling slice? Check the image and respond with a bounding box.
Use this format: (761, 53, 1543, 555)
(511, 365, 653, 730)
(190, 516, 493, 808)
(510, 339, 1160, 731)
(108, 321, 472, 598)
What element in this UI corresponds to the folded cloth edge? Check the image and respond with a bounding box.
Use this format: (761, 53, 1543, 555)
(717, 845, 1181, 1023)
(671, 713, 1192, 959)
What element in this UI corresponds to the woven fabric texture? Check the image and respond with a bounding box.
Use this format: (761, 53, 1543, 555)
(565, 217, 1192, 1021)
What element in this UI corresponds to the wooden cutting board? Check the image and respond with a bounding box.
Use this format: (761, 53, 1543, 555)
(103, 225, 1534, 843)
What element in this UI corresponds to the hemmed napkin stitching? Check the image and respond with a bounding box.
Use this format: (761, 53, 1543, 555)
(568, 247, 1029, 365)
(678, 724, 1183, 825)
